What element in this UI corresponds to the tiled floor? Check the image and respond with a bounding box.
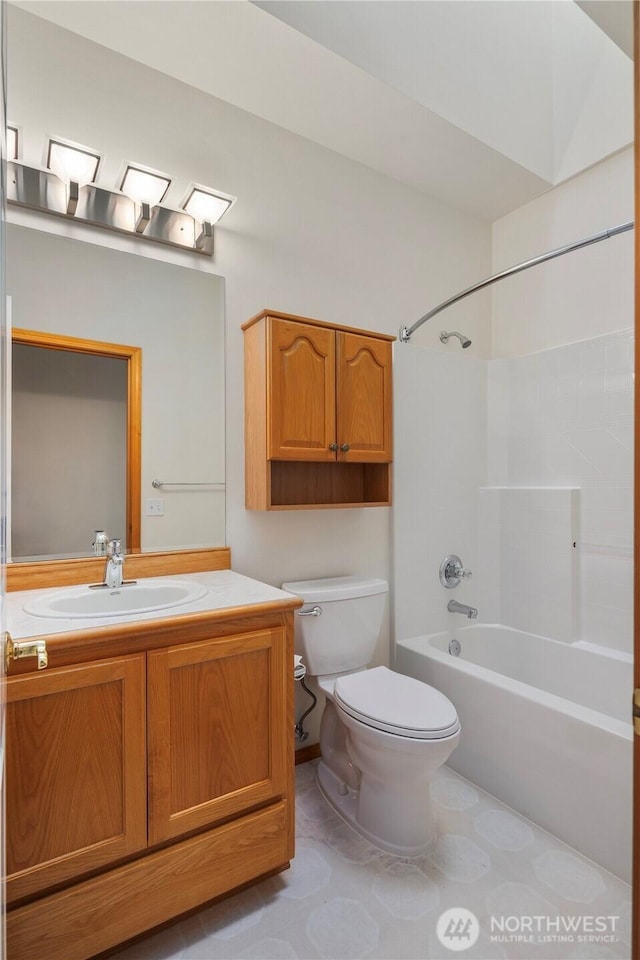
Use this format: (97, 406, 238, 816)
(111, 763, 631, 960)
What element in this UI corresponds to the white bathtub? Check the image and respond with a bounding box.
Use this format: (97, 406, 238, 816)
(396, 624, 633, 882)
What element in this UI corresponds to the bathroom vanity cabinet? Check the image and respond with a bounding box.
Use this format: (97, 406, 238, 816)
(5, 585, 298, 960)
(243, 310, 394, 509)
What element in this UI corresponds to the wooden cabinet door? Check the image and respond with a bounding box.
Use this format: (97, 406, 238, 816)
(336, 332, 393, 462)
(268, 318, 336, 460)
(147, 628, 289, 845)
(6, 654, 147, 904)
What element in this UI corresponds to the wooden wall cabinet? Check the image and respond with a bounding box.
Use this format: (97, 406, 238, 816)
(244, 310, 394, 509)
(7, 606, 295, 960)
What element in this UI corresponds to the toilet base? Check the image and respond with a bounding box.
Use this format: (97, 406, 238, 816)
(316, 760, 434, 858)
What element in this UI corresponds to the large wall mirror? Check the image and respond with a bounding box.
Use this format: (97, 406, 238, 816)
(7, 223, 225, 562)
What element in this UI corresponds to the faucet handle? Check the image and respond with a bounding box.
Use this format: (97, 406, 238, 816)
(107, 538, 122, 556)
(440, 554, 472, 588)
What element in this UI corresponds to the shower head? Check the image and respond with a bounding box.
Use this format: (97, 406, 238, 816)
(440, 330, 471, 349)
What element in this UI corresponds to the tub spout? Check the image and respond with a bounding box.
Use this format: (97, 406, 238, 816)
(447, 599, 478, 619)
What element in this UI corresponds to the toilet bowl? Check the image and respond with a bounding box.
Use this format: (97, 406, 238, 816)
(318, 666, 460, 855)
(282, 576, 460, 856)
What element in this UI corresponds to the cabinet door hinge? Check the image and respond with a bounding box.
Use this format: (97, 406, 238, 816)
(5, 632, 48, 670)
(633, 689, 640, 736)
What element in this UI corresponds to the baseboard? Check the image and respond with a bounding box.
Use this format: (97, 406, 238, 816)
(295, 743, 321, 765)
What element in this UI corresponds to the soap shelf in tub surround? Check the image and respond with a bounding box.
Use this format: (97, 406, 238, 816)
(5, 567, 302, 960)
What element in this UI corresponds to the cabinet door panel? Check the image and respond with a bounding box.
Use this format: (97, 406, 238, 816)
(6, 655, 147, 903)
(148, 628, 288, 844)
(268, 318, 336, 460)
(336, 332, 393, 462)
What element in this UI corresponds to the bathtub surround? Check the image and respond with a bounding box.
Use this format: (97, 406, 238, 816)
(488, 330, 634, 655)
(478, 486, 579, 640)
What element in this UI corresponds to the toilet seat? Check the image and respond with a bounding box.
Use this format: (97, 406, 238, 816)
(334, 666, 460, 740)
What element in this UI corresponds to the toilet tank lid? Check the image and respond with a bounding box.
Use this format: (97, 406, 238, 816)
(281, 576, 388, 603)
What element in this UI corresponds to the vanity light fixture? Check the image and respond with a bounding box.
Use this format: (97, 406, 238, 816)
(7, 125, 18, 161)
(46, 137, 101, 185)
(182, 184, 236, 225)
(46, 137, 101, 216)
(120, 163, 171, 238)
(183, 184, 237, 255)
(195, 220, 214, 253)
(120, 163, 171, 206)
(7, 127, 234, 256)
(135, 202, 152, 235)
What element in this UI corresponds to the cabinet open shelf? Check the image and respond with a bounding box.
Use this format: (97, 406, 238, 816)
(269, 461, 391, 509)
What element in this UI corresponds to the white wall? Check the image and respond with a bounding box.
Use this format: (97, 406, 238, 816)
(6, 7, 492, 684)
(492, 147, 634, 358)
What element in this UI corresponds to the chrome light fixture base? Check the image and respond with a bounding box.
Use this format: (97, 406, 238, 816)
(7, 160, 216, 257)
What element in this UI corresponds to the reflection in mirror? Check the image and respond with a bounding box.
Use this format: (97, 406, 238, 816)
(11, 329, 142, 561)
(7, 223, 226, 561)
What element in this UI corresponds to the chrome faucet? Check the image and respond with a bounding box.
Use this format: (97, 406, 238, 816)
(91, 539, 136, 590)
(105, 539, 125, 589)
(447, 599, 478, 619)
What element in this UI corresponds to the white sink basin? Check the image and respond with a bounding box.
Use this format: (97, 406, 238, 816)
(23, 578, 209, 620)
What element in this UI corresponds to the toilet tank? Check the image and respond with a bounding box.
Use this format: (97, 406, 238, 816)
(281, 576, 388, 677)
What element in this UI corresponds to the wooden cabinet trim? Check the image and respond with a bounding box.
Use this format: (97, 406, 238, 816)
(242, 308, 396, 342)
(164, 628, 274, 668)
(7, 546, 232, 592)
(7, 601, 302, 675)
(8, 801, 290, 960)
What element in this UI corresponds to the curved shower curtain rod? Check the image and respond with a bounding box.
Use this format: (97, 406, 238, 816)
(399, 219, 634, 344)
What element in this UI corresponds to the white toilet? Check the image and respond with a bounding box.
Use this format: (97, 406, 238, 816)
(282, 575, 460, 856)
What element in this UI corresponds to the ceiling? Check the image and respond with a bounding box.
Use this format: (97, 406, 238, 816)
(576, 1, 633, 58)
(11, 0, 634, 223)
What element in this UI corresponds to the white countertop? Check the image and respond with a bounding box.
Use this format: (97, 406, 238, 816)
(7, 570, 298, 640)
